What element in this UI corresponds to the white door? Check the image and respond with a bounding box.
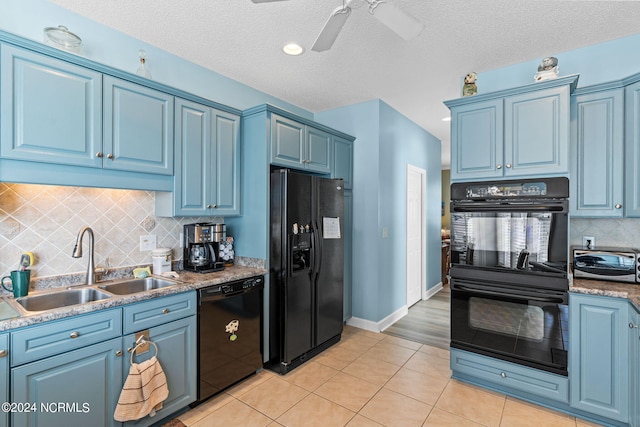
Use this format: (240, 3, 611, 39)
(406, 165, 426, 307)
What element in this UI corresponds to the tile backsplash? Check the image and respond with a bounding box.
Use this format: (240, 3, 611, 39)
(0, 183, 217, 279)
(570, 218, 640, 249)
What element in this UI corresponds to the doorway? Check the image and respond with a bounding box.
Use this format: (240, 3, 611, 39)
(406, 164, 426, 307)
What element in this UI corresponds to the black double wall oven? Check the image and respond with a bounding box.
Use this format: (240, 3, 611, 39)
(449, 177, 570, 376)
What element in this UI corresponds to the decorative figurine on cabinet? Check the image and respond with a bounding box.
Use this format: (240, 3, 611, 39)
(462, 72, 478, 97)
(534, 56, 558, 81)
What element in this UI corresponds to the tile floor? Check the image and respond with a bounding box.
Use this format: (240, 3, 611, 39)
(172, 325, 601, 427)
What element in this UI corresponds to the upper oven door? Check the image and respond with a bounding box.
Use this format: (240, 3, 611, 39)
(450, 178, 569, 283)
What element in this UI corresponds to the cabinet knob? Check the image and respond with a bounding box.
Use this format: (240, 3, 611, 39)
(106, 153, 114, 159)
(96, 151, 103, 158)
(505, 163, 512, 169)
(630, 322, 638, 329)
(615, 204, 623, 209)
(69, 331, 80, 339)
(213, 204, 218, 209)
(116, 350, 123, 357)
(206, 204, 212, 209)
(496, 164, 502, 170)
(500, 372, 507, 378)
(162, 308, 169, 314)
(0, 350, 6, 358)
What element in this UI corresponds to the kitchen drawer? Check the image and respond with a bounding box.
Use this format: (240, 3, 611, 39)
(451, 348, 569, 404)
(11, 308, 122, 366)
(123, 291, 196, 334)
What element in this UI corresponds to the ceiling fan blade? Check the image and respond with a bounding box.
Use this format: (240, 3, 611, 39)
(311, 6, 352, 52)
(369, 1, 424, 40)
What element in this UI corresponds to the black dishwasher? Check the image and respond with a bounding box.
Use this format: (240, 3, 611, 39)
(193, 276, 263, 405)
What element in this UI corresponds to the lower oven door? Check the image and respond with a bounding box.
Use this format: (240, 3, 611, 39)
(450, 279, 569, 376)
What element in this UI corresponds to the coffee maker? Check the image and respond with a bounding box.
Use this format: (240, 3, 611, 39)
(183, 223, 225, 273)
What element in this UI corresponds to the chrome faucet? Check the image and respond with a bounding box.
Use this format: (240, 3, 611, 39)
(72, 226, 96, 285)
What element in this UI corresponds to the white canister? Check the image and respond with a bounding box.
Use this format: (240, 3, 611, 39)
(152, 248, 172, 275)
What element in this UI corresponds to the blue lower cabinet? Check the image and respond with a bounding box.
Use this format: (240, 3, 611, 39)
(122, 316, 196, 426)
(0, 334, 7, 427)
(450, 348, 569, 404)
(569, 293, 629, 423)
(629, 305, 640, 427)
(11, 336, 123, 427)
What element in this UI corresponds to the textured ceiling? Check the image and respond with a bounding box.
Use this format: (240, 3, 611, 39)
(49, 0, 640, 168)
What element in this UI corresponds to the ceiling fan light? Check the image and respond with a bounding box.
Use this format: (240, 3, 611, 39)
(370, 2, 424, 40)
(311, 6, 352, 52)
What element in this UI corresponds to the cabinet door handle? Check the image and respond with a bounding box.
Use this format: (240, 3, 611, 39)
(496, 164, 502, 170)
(162, 308, 169, 314)
(107, 153, 114, 159)
(500, 372, 507, 378)
(96, 151, 103, 158)
(116, 350, 123, 357)
(630, 322, 638, 329)
(615, 204, 623, 209)
(213, 204, 218, 209)
(0, 350, 6, 358)
(69, 331, 80, 339)
(206, 204, 212, 209)
(505, 163, 512, 169)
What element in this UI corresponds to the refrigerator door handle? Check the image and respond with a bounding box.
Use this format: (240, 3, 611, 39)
(315, 220, 324, 275)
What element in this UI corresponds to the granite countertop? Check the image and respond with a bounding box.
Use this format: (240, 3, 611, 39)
(0, 265, 267, 332)
(570, 277, 640, 311)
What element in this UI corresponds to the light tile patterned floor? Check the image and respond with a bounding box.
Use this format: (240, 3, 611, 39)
(171, 325, 602, 427)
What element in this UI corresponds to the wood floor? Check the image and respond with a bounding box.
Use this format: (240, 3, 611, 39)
(383, 285, 450, 350)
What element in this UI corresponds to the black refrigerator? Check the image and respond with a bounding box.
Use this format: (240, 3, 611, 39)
(268, 169, 344, 374)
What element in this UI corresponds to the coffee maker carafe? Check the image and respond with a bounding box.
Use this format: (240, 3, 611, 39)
(183, 223, 225, 273)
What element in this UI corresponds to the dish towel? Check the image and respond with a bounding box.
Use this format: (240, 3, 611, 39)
(114, 356, 169, 422)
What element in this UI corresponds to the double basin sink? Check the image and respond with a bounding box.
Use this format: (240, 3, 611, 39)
(13, 277, 180, 313)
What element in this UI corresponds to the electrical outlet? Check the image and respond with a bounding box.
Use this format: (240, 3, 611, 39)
(140, 235, 157, 251)
(582, 236, 595, 249)
(179, 233, 184, 248)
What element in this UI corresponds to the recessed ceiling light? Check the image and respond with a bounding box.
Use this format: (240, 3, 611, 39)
(442, 116, 451, 122)
(283, 43, 304, 56)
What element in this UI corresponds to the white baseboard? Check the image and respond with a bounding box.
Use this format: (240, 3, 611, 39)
(346, 305, 409, 333)
(424, 282, 443, 300)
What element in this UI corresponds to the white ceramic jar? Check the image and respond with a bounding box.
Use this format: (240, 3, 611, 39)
(151, 248, 172, 275)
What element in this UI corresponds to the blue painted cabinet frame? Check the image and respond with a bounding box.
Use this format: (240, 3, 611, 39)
(0, 334, 7, 427)
(569, 293, 629, 423)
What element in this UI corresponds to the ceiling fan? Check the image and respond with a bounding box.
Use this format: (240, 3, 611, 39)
(250, 0, 424, 52)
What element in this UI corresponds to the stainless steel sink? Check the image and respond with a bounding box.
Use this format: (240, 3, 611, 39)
(16, 288, 112, 312)
(97, 277, 178, 295)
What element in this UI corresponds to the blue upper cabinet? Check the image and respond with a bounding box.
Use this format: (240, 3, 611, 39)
(103, 76, 174, 175)
(271, 113, 332, 174)
(445, 75, 578, 182)
(625, 79, 640, 217)
(449, 99, 503, 180)
(571, 87, 624, 217)
(156, 98, 240, 216)
(0, 44, 102, 167)
(504, 86, 570, 177)
(332, 135, 353, 189)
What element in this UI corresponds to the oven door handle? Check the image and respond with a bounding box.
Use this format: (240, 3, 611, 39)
(453, 284, 566, 304)
(452, 204, 565, 213)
